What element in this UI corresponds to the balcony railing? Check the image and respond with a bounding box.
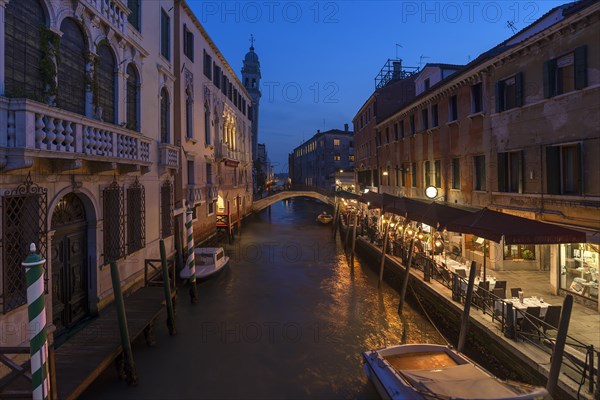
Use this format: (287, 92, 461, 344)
(84, 0, 128, 33)
(186, 184, 203, 206)
(158, 143, 179, 172)
(206, 184, 218, 200)
(0, 98, 151, 171)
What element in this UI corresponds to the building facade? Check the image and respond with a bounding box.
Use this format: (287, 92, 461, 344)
(367, 1, 600, 310)
(290, 126, 354, 191)
(353, 61, 418, 193)
(174, 0, 253, 246)
(0, 0, 253, 347)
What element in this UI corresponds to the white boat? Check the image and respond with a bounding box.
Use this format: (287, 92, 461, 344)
(179, 247, 229, 279)
(363, 344, 547, 400)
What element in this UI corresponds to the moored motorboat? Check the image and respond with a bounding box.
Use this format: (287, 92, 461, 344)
(179, 247, 229, 279)
(316, 212, 333, 224)
(363, 343, 547, 399)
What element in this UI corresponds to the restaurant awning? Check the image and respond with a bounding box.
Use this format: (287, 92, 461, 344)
(360, 191, 385, 209)
(417, 202, 474, 230)
(445, 207, 588, 244)
(334, 190, 361, 201)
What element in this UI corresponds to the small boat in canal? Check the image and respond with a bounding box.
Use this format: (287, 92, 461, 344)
(316, 212, 333, 224)
(179, 247, 229, 279)
(363, 343, 548, 399)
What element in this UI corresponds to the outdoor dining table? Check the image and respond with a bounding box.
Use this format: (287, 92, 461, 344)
(494, 297, 550, 320)
(434, 256, 468, 274)
(460, 277, 497, 292)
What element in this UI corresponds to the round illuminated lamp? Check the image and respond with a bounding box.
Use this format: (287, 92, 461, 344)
(425, 185, 438, 199)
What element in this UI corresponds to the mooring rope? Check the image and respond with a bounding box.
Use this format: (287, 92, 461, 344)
(409, 284, 451, 346)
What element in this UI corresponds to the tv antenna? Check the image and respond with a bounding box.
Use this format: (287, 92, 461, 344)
(395, 44, 403, 59)
(419, 55, 430, 69)
(506, 20, 517, 34)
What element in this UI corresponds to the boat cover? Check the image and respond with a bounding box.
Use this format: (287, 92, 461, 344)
(401, 364, 521, 399)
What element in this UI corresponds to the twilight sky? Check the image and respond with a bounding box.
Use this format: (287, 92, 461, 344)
(188, 0, 565, 173)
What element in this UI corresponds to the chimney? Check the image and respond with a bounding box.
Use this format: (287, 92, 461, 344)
(344, 123, 349, 132)
(317, 129, 320, 134)
(392, 60, 402, 79)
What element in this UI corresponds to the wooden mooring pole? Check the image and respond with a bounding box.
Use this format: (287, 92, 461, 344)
(378, 216, 390, 288)
(109, 262, 138, 385)
(350, 210, 358, 268)
(160, 240, 177, 335)
(546, 294, 573, 398)
(458, 261, 477, 353)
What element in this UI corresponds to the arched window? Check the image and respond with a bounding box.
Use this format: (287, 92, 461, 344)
(126, 64, 140, 131)
(96, 43, 117, 123)
(160, 87, 170, 143)
(57, 18, 87, 115)
(4, 0, 45, 100)
(204, 104, 211, 145)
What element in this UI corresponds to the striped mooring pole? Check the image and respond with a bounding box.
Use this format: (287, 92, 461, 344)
(186, 209, 198, 303)
(22, 243, 50, 400)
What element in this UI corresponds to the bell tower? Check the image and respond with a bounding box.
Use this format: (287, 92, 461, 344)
(241, 34, 261, 161)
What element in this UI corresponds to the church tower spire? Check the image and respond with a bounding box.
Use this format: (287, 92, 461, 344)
(242, 35, 261, 162)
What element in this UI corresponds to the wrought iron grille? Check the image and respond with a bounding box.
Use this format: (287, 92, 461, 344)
(103, 178, 124, 264)
(127, 178, 145, 254)
(1, 173, 47, 313)
(160, 180, 174, 238)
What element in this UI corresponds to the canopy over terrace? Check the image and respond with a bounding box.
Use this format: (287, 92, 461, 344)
(446, 207, 587, 244)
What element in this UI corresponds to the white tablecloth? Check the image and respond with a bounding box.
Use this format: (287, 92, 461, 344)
(495, 297, 550, 319)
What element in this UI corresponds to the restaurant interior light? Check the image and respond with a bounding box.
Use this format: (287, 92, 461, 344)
(382, 171, 389, 176)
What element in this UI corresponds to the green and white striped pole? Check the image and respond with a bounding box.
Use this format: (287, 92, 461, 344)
(22, 243, 50, 400)
(186, 209, 198, 303)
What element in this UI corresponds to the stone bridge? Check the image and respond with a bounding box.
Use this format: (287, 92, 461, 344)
(251, 191, 333, 214)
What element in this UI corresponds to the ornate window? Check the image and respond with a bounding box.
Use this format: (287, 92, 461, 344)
(96, 43, 117, 124)
(103, 179, 124, 264)
(126, 64, 140, 131)
(57, 18, 87, 115)
(160, 180, 174, 238)
(186, 86, 194, 139)
(127, 0, 141, 31)
(4, 0, 45, 100)
(160, 87, 170, 143)
(1, 174, 48, 313)
(127, 179, 145, 254)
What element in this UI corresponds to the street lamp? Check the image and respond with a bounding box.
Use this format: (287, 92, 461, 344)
(425, 185, 438, 199)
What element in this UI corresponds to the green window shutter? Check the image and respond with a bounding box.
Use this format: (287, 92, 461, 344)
(515, 72, 523, 107)
(574, 45, 587, 90)
(546, 146, 560, 194)
(497, 153, 507, 192)
(519, 150, 525, 194)
(577, 142, 583, 194)
(495, 81, 504, 112)
(543, 59, 556, 98)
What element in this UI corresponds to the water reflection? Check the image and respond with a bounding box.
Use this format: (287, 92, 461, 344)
(84, 197, 443, 399)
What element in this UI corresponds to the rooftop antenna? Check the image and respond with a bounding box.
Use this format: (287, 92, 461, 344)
(395, 43, 403, 59)
(419, 55, 430, 69)
(506, 20, 517, 34)
(249, 34, 255, 49)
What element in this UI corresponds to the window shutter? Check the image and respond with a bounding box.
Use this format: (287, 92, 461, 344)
(497, 153, 507, 192)
(574, 45, 587, 90)
(515, 72, 523, 107)
(518, 150, 525, 194)
(546, 146, 560, 194)
(183, 24, 187, 53)
(495, 81, 504, 112)
(577, 142, 583, 194)
(543, 59, 556, 98)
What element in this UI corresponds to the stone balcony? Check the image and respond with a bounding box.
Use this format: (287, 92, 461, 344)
(0, 97, 152, 173)
(158, 143, 179, 173)
(186, 184, 203, 207)
(83, 0, 129, 34)
(206, 184, 218, 201)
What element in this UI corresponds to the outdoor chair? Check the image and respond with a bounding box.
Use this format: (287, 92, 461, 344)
(495, 280, 507, 290)
(457, 269, 467, 278)
(510, 287, 522, 298)
(542, 305, 562, 335)
(474, 286, 487, 309)
(518, 306, 541, 340)
(492, 287, 506, 300)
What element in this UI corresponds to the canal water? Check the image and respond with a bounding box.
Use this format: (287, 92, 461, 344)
(83, 197, 444, 399)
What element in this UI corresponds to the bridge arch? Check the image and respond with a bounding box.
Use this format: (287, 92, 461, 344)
(251, 191, 333, 214)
